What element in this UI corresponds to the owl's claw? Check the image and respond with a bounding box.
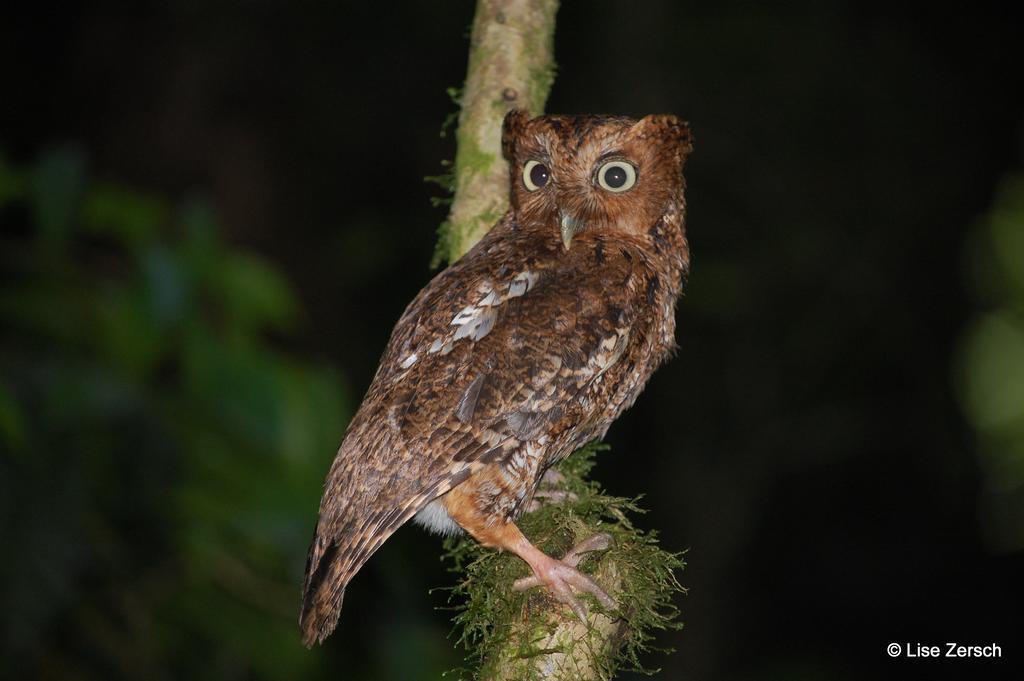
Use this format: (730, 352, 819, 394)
(540, 468, 566, 486)
(526, 488, 578, 512)
(512, 533, 616, 621)
(526, 469, 577, 512)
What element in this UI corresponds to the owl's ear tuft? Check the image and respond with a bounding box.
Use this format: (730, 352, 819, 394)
(632, 115, 694, 159)
(501, 109, 531, 161)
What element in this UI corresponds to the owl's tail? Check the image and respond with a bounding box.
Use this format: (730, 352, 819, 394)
(300, 474, 470, 646)
(298, 509, 412, 647)
(299, 536, 352, 648)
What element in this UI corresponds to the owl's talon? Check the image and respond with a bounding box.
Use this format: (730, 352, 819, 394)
(512, 574, 541, 591)
(564, 591, 590, 624)
(540, 469, 566, 486)
(512, 533, 616, 619)
(564, 532, 613, 562)
(526, 487, 577, 512)
(533, 489, 578, 503)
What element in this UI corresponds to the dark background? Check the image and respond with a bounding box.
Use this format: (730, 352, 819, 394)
(2, 1, 1023, 680)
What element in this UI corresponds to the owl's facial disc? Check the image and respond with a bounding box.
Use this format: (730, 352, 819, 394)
(503, 112, 692, 249)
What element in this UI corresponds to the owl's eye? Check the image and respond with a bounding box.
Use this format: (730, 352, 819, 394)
(523, 160, 550, 191)
(597, 161, 637, 192)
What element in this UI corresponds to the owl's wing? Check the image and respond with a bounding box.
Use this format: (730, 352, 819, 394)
(300, 232, 650, 645)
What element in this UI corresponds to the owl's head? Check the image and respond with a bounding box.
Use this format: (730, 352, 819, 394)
(501, 110, 693, 249)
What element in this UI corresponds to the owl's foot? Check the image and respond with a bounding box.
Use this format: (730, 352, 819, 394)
(526, 468, 577, 511)
(512, 533, 616, 622)
(540, 468, 566, 486)
(527, 488, 578, 512)
(446, 509, 616, 624)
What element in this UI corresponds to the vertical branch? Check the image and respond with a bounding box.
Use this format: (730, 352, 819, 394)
(443, 0, 559, 262)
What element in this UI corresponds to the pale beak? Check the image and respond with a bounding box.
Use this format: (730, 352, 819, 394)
(560, 212, 585, 250)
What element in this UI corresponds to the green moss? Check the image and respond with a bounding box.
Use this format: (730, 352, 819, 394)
(441, 444, 685, 680)
(441, 87, 463, 138)
(527, 61, 557, 114)
(431, 220, 454, 269)
(437, 205, 506, 268)
(454, 134, 497, 184)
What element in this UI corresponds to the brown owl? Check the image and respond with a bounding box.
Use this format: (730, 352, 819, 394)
(300, 110, 693, 646)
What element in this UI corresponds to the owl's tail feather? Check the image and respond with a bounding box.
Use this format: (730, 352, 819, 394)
(299, 540, 350, 647)
(300, 475, 472, 646)
(298, 511, 411, 647)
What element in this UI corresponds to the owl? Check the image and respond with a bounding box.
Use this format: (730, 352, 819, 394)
(300, 110, 693, 646)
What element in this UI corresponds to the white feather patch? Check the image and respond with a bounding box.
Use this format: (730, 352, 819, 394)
(508, 270, 538, 297)
(413, 499, 463, 536)
(422, 270, 539, 358)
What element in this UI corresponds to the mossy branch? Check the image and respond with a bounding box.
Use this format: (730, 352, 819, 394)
(435, 2, 685, 679)
(441, 446, 685, 680)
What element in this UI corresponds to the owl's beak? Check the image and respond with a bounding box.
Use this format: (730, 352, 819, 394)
(560, 212, 585, 250)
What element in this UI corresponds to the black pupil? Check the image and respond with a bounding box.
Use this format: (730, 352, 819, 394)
(529, 163, 549, 188)
(604, 165, 627, 188)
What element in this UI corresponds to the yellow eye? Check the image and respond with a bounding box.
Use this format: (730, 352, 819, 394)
(597, 161, 637, 192)
(523, 160, 550, 191)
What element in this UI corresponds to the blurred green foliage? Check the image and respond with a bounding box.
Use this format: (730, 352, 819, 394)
(0, 148, 350, 680)
(958, 172, 1024, 552)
